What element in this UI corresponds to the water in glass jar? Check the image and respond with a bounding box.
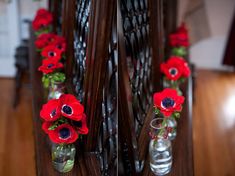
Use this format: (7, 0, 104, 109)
(149, 138, 172, 175)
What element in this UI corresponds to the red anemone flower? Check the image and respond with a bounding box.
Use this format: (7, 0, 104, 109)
(59, 94, 84, 121)
(41, 45, 62, 61)
(40, 99, 61, 122)
(153, 88, 185, 117)
(72, 114, 89, 134)
(48, 124, 78, 144)
(160, 56, 190, 81)
(38, 58, 63, 74)
(51, 36, 66, 53)
(42, 121, 53, 134)
(32, 8, 53, 31)
(177, 23, 188, 34)
(35, 33, 57, 49)
(169, 23, 189, 47)
(169, 32, 189, 47)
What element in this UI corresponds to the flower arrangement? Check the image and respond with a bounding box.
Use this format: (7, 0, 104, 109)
(169, 23, 189, 57)
(40, 94, 88, 144)
(32, 9, 66, 90)
(32, 8, 53, 36)
(161, 56, 191, 94)
(153, 88, 185, 118)
(32, 8, 88, 173)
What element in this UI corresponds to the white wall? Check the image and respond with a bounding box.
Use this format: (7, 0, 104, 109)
(190, 0, 235, 70)
(0, 0, 47, 77)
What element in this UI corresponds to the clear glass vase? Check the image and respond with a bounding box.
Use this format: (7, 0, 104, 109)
(167, 117, 177, 140)
(48, 81, 65, 100)
(149, 118, 172, 175)
(51, 143, 76, 173)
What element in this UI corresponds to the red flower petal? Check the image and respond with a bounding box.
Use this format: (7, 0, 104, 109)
(74, 114, 89, 135)
(42, 121, 53, 134)
(35, 33, 57, 49)
(59, 94, 84, 121)
(38, 58, 63, 74)
(153, 88, 185, 117)
(160, 56, 190, 80)
(41, 45, 62, 61)
(32, 9, 53, 31)
(40, 99, 61, 121)
(48, 124, 78, 144)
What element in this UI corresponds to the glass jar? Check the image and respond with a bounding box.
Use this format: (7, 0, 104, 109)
(149, 118, 172, 175)
(167, 117, 177, 140)
(51, 143, 76, 173)
(48, 81, 65, 100)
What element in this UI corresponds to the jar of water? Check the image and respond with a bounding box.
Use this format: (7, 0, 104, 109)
(149, 118, 172, 175)
(51, 143, 76, 173)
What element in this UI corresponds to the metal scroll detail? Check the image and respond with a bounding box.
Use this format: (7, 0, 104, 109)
(96, 16, 118, 176)
(73, 0, 91, 102)
(120, 0, 153, 137)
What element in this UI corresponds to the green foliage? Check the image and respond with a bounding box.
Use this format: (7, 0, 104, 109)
(171, 47, 187, 57)
(42, 72, 66, 88)
(48, 118, 68, 131)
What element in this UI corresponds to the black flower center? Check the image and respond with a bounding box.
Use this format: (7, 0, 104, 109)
(162, 98, 175, 108)
(62, 105, 72, 115)
(47, 63, 54, 68)
(50, 109, 56, 117)
(59, 128, 71, 139)
(169, 68, 178, 76)
(48, 51, 55, 57)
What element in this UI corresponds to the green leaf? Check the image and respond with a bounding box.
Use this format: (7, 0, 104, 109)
(173, 112, 181, 119)
(51, 72, 66, 83)
(42, 74, 50, 88)
(171, 47, 187, 57)
(48, 124, 58, 130)
(154, 108, 160, 115)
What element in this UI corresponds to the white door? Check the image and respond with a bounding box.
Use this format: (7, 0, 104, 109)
(0, 0, 20, 77)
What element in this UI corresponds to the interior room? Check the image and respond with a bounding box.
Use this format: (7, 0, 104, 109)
(0, 0, 234, 175)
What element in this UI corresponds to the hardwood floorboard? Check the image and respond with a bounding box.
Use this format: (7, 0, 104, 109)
(0, 78, 35, 176)
(193, 70, 235, 176)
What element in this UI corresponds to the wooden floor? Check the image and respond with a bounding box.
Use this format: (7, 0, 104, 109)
(0, 70, 235, 176)
(0, 78, 35, 176)
(193, 70, 235, 176)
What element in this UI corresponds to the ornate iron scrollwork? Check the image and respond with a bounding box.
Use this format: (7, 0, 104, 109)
(73, 0, 91, 102)
(96, 14, 118, 176)
(120, 0, 153, 138)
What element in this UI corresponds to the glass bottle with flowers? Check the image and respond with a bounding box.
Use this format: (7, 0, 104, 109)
(153, 88, 185, 142)
(40, 94, 89, 173)
(160, 56, 191, 96)
(32, 8, 53, 36)
(149, 118, 172, 175)
(38, 36, 67, 100)
(169, 23, 189, 58)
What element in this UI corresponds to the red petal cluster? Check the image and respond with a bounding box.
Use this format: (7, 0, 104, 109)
(35, 33, 57, 49)
(41, 45, 63, 61)
(169, 23, 189, 47)
(40, 94, 89, 143)
(153, 88, 185, 117)
(38, 58, 63, 74)
(160, 56, 191, 81)
(32, 8, 53, 31)
(48, 124, 78, 144)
